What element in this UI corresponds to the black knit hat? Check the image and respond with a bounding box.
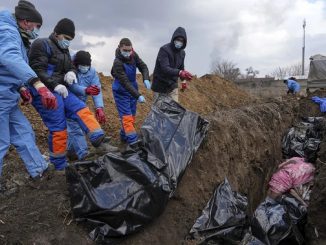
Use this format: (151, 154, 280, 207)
(15, 0, 42, 24)
(119, 38, 132, 47)
(54, 18, 75, 39)
(75, 51, 91, 66)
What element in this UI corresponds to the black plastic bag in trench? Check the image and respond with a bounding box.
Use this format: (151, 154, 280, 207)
(66, 95, 209, 242)
(282, 117, 324, 162)
(248, 195, 307, 245)
(189, 178, 249, 244)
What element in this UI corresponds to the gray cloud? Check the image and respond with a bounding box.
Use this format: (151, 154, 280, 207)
(2, 0, 326, 76)
(84, 41, 106, 48)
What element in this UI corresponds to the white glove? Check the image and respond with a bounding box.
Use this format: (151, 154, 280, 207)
(64, 71, 77, 85)
(54, 84, 69, 98)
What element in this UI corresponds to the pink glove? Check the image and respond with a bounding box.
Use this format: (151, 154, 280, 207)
(179, 70, 193, 81)
(96, 108, 107, 124)
(85, 85, 100, 96)
(20, 87, 32, 105)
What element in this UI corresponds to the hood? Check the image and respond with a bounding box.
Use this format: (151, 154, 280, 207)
(0, 10, 18, 30)
(0, 10, 30, 47)
(170, 27, 187, 49)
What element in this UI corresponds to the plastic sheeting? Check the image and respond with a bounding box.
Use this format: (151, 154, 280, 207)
(311, 96, 326, 113)
(308, 58, 326, 81)
(66, 95, 209, 242)
(249, 195, 307, 245)
(190, 182, 308, 245)
(189, 178, 249, 244)
(282, 117, 324, 162)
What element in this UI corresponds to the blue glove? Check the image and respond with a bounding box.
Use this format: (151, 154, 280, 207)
(144, 80, 151, 89)
(138, 95, 146, 103)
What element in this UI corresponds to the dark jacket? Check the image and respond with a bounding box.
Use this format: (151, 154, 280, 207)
(111, 48, 149, 98)
(28, 33, 75, 90)
(151, 27, 187, 93)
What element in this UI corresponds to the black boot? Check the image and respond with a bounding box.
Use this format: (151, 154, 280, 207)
(95, 137, 119, 155)
(128, 140, 144, 152)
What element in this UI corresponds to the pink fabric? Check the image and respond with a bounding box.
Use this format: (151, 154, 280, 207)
(268, 157, 315, 194)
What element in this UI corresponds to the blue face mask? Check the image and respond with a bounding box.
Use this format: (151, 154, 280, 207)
(58, 38, 70, 49)
(27, 27, 40, 40)
(121, 50, 131, 58)
(78, 65, 90, 74)
(174, 40, 183, 49)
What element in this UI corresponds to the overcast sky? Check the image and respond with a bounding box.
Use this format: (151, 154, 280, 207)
(1, 0, 326, 77)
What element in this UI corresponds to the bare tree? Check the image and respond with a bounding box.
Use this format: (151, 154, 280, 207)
(245, 66, 259, 78)
(288, 62, 303, 76)
(211, 59, 241, 81)
(271, 62, 306, 79)
(271, 67, 288, 79)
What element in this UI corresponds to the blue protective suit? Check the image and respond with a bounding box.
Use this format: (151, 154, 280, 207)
(28, 36, 104, 170)
(0, 10, 48, 177)
(111, 48, 149, 144)
(287, 79, 300, 93)
(67, 67, 104, 159)
(112, 62, 138, 143)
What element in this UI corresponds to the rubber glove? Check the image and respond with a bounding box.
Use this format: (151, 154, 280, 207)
(95, 108, 107, 124)
(85, 85, 100, 95)
(54, 84, 69, 98)
(144, 80, 151, 89)
(179, 70, 193, 81)
(64, 71, 77, 85)
(138, 95, 146, 103)
(36, 86, 57, 109)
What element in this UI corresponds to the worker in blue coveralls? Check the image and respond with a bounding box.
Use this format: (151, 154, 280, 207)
(284, 77, 300, 95)
(111, 38, 151, 150)
(28, 18, 118, 171)
(0, 0, 58, 186)
(67, 50, 107, 160)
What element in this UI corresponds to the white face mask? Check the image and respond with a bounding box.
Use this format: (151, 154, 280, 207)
(120, 50, 132, 58)
(58, 38, 70, 49)
(78, 65, 90, 74)
(26, 27, 40, 40)
(174, 40, 183, 49)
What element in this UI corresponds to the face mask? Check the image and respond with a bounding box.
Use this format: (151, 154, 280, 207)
(26, 27, 40, 40)
(78, 65, 90, 74)
(121, 50, 131, 58)
(58, 38, 70, 49)
(174, 40, 183, 49)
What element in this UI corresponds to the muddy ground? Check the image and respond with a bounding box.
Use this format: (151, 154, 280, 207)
(0, 75, 325, 245)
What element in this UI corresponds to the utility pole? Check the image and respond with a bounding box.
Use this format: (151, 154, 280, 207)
(302, 19, 306, 76)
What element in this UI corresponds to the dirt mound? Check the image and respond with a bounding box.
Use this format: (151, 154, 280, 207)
(0, 74, 311, 244)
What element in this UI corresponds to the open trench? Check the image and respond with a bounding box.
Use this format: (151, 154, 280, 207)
(125, 99, 304, 244)
(2, 95, 325, 245)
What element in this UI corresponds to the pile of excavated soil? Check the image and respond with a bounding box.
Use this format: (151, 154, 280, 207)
(1, 74, 322, 245)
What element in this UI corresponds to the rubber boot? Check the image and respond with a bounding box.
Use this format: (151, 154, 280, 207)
(95, 137, 119, 155)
